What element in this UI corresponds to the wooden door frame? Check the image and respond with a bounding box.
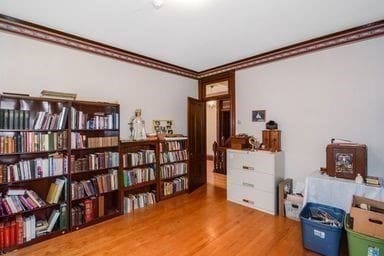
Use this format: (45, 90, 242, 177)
(198, 70, 236, 144)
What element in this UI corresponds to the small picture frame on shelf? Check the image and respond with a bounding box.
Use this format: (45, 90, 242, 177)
(252, 110, 266, 122)
(153, 120, 174, 134)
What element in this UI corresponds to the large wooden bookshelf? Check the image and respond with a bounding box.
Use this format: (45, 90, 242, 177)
(0, 94, 120, 253)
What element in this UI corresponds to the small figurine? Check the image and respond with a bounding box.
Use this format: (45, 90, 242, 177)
(355, 173, 364, 184)
(132, 109, 147, 141)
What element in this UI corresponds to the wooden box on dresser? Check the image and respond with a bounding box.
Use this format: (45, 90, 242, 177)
(158, 136, 189, 200)
(119, 139, 158, 214)
(0, 94, 70, 253)
(226, 149, 284, 215)
(69, 100, 120, 230)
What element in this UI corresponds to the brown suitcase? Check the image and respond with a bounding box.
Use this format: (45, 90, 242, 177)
(326, 143, 367, 179)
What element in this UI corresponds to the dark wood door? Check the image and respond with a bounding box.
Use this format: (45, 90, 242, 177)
(188, 97, 206, 192)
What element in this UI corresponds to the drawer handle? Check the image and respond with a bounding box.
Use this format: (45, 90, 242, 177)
(369, 218, 383, 225)
(242, 166, 255, 170)
(242, 182, 255, 188)
(242, 199, 254, 205)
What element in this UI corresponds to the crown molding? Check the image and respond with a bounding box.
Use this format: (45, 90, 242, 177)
(0, 14, 199, 79)
(198, 20, 384, 78)
(0, 14, 383, 80)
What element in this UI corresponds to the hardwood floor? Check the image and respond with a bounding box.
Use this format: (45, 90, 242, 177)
(9, 185, 319, 256)
(206, 160, 227, 189)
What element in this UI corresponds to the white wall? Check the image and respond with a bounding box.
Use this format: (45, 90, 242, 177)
(206, 101, 217, 156)
(0, 32, 197, 139)
(236, 37, 384, 182)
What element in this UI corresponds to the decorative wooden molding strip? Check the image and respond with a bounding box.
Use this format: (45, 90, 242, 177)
(0, 14, 199, 79)
(0, 14, 383, 80)
(198, 20, 384, 78)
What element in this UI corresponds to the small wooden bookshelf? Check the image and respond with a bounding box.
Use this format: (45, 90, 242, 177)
(119, 139, 159, 214)
(68, 100, 120, 231)
(158, 136, 189, 200)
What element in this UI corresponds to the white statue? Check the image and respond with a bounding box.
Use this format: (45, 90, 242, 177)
(132, 109, 147, 140)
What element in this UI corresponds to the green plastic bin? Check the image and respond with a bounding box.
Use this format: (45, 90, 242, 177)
(345, 214, 384, 256)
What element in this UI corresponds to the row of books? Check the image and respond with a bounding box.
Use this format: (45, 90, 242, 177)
(159, 140, 186, 152)
(0, 206, 65, 250)
(0, 109, 30, 130)
(160, 163, 188, 179)
(159, 150, 188, 164)
(122, 167, 156, 187)
(70, 133, 119, 149)
(70, 108, 119, 130)
(88, 136, 119, 148)
(123, 192, 156, 214)
(0, 189, 47, 216)
(122, 149, 156, 167)
(0, 154, 68, 183)
(32, 108, 68, 130)
(71, 196, 104, 227)
(70, 151, 119, 173)
(70, 169, 118, 200)
(0, 132, 67, 154)
(162, 177, 188, 196)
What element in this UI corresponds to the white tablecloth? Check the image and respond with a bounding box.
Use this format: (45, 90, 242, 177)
(303, 171, 384, 213)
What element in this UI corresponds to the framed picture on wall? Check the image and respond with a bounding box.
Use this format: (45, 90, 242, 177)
(153, 120, 174, 134)
(252, 110, 266, 122)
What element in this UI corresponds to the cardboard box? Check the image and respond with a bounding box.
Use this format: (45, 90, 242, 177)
(350, 195, 384, 239)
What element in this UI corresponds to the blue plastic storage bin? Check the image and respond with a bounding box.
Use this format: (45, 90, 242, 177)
(300, 202, 345, 256)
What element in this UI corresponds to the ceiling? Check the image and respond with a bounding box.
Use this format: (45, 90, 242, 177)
(0, 0, 383, 72)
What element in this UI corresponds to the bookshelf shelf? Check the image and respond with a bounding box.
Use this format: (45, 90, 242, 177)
(160, 159, 188, 165)
(121, 180, 157, 191)
(0, 202, 62, 219)
(1, 174, 69, 186)
(70, 146, 118, 151)
(70, 166, 119, 175)
(0, 129, 67, 132)
(160, 173, 188, 181)
(71, 189, 118, 203)
(72, 210, 120, 231)
(159, 149, 187, 153)
(123, 162, 156, 169)
(0, 149, 68, 156)
(71, 129, 119, 132)
(160, 190, 188, 200)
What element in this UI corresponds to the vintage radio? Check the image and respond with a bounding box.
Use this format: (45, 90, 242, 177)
(326, 143, 367, 179)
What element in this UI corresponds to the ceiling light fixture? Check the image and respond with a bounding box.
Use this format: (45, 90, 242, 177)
(152, 0, 165, 9)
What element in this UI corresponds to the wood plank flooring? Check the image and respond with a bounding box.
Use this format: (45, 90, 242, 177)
(206, 160, 226, 189)
(9, 185, 319, 256)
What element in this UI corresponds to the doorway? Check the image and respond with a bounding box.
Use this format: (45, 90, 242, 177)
(198, 71, 235, 189)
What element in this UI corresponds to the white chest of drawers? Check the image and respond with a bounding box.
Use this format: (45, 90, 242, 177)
(226, 149, 284, 215)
